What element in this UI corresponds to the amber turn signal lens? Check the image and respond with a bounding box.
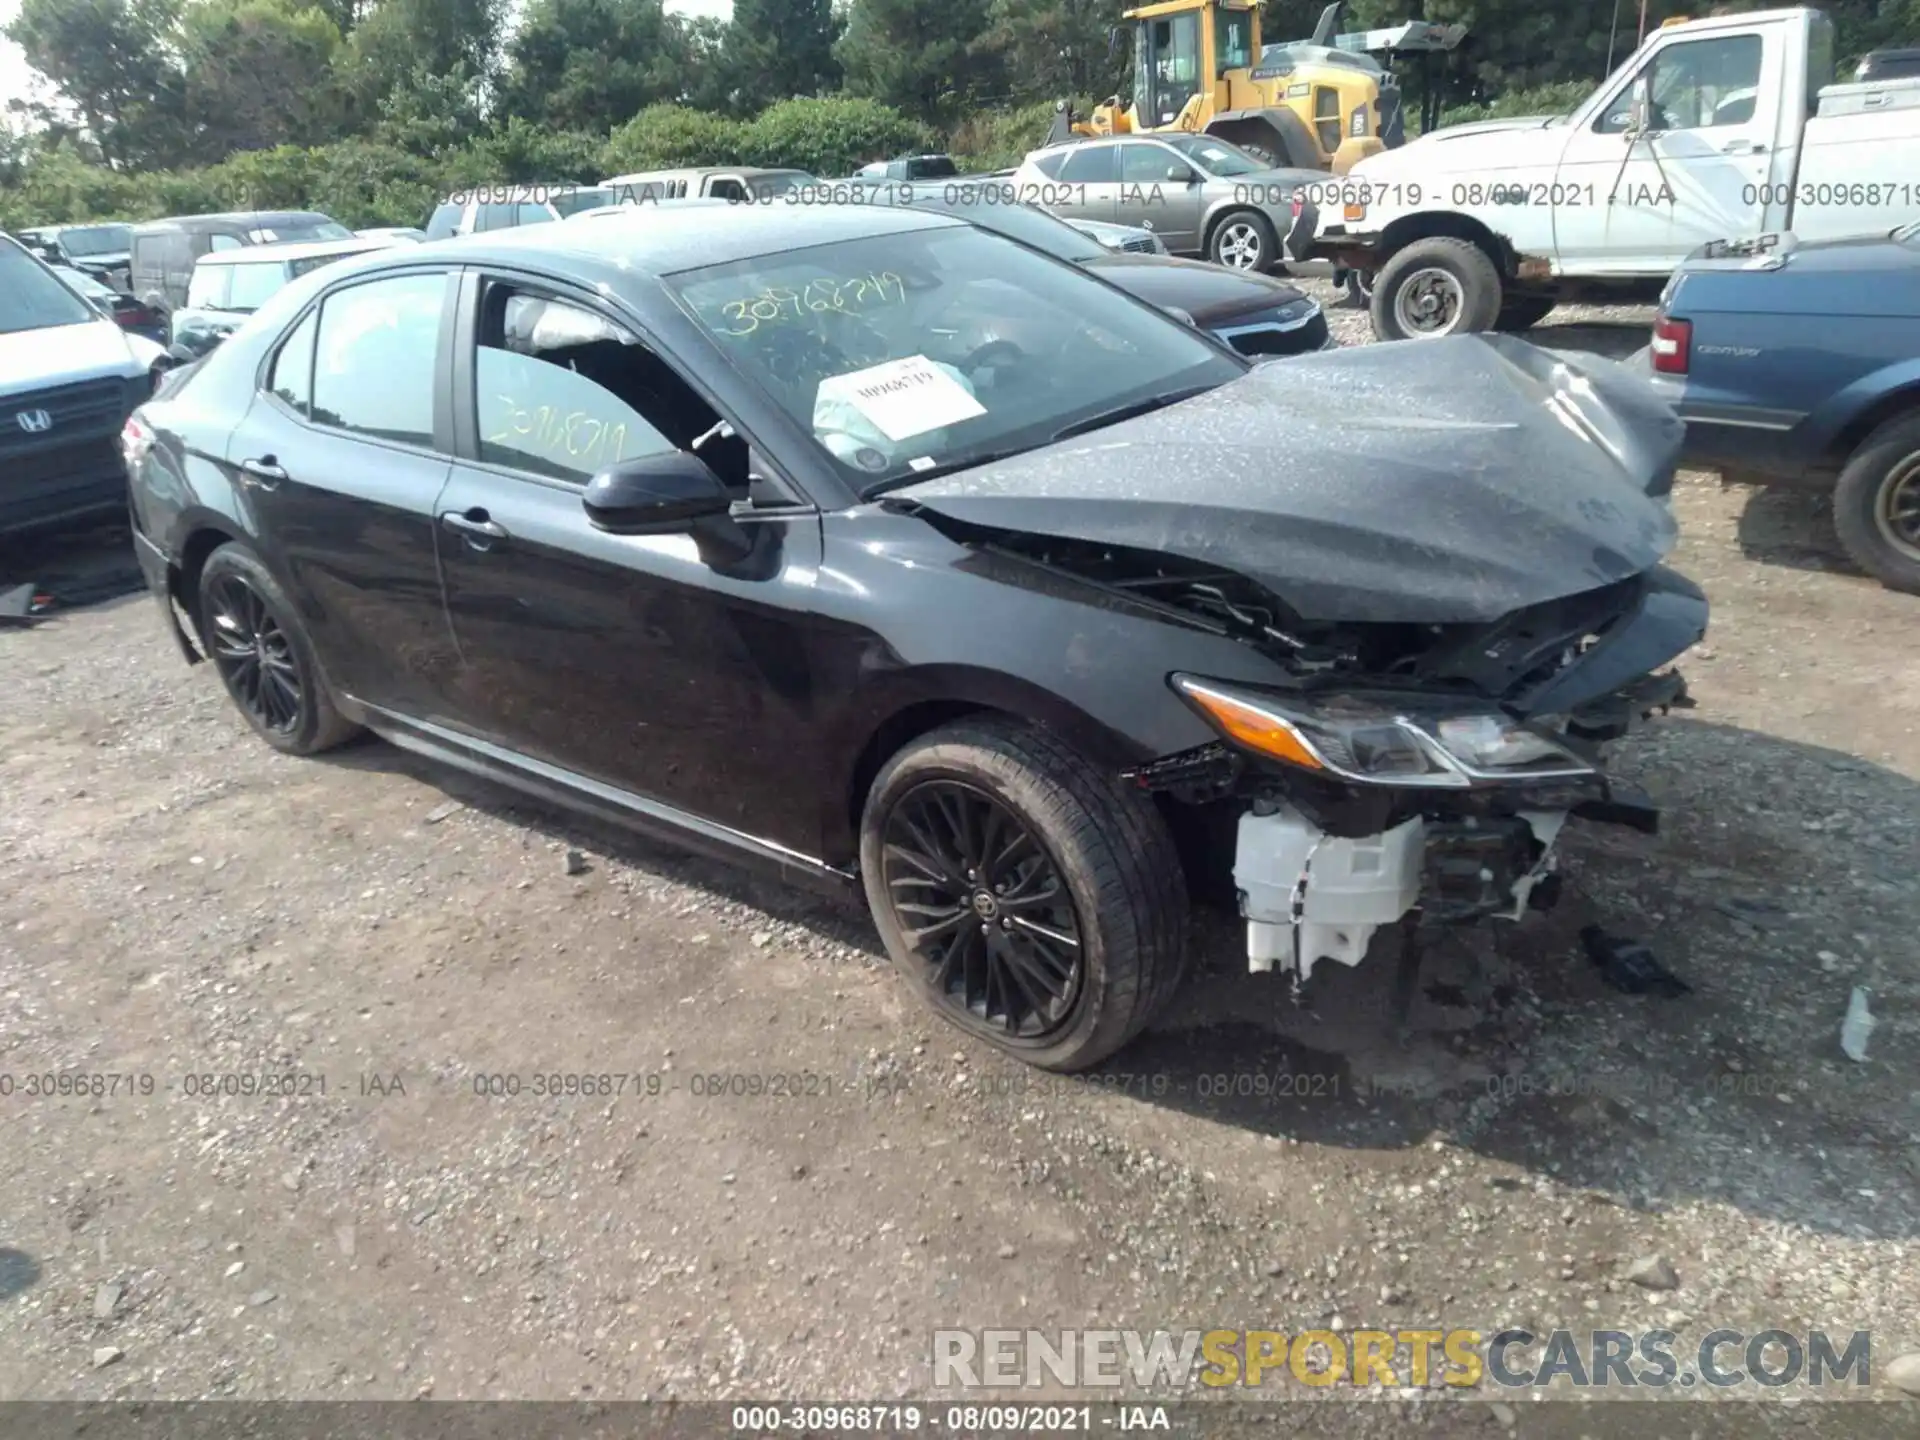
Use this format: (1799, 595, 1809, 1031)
(1177, 682, 1326, 772)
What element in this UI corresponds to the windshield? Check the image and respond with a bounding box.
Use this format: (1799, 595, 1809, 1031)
(59, 224, 131, 256)
(251, 220, 352, 243)
(0, 241, 98, 333)
(667, 224, 1239, 493)
(1162, 133, 1264, 176)
(907, 199, 1106, 263)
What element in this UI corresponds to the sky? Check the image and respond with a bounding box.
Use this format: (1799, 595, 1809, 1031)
(0, 0, 737, 132)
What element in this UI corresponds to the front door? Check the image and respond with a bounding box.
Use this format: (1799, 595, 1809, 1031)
(222, 268, 461, 719)
(1116, 140, 1204, 252)
(433, 273, 829, 852)
(1554, 29, 1776, 271)
(1138, 10, 1203, 129)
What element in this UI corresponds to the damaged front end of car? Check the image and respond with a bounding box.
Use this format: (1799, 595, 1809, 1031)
(1103, 556, 1703, 986)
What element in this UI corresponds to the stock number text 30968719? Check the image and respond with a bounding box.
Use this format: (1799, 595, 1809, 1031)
(714, 272, 906, 337)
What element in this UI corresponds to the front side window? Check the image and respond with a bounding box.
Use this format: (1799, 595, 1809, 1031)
(425, 202, 464, 239)
(516, 203, 554, 226)
(225, 262, 292, 312)
(1120, 142, 1184, 184)
(185, 264, 231, 310)
(707, 177, 748, 201)
(1216, 10, 1252, 71)
(310, 272, 448, 447)
(1599, 34, 1764, 133)
(208, 234, 244, 252)
(476, 203, 519, 232)
(0, 240, 96, 333)
(474, 285, 691, 483)
(269, 309, 318, 415)
(668, 224, 1240, 492)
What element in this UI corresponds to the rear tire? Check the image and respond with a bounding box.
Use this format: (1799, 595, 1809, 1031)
(860, 718, 1189, 1072)
(196, 542, 361, 755)
(1370, 236, 1502, 340)
(1494, 295, 1556, 332)
(1833, 413, 1920, 595)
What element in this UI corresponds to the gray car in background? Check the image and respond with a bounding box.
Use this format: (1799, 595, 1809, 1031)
(1010, 132, 1320, 273)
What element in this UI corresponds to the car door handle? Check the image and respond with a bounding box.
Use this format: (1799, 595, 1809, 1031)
(238, 457, 286, 487)
(1722, 139, 1767, 155)
(440, 509, 509, 547)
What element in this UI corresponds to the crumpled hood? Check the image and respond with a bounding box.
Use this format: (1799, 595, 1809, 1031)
(891, 334, 1684, 626)
(0, 318, 144, 400)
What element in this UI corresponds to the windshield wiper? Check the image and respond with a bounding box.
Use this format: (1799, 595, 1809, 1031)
(1050, 384, 1214, 443)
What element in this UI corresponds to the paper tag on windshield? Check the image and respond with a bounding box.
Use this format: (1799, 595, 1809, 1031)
(820, 355, 985, 442)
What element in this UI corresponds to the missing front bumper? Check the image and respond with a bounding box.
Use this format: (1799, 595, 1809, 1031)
(1231, 804, 1568, 982)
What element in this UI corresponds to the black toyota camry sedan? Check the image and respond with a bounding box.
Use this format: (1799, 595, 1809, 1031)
(125, 205, 1706, 1071)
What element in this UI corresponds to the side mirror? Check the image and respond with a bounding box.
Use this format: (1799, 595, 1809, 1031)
(582, 451, 733, 535)
(1165, 163, 1199, 184)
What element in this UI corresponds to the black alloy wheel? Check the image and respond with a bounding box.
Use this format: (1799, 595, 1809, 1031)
(195, 542, 360, 755)
(205, 572, 303, 734)
(860, 718, 1190, 1071)
(881, 779, 1085, 1040)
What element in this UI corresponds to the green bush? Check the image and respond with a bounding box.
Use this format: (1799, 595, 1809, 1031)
(1433, 81, 1592, 133)
(601, 104, 749, 174)
(741, 96, 933, 177)
(947, 99, 1076, 172)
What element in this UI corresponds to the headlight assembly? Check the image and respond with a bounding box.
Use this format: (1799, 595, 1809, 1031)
(1171, 675, 1597, 788)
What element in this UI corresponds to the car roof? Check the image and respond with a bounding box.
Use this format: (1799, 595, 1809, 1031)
(193, 236, 396, 267)
(132, 211, 337, 233)
(405, 202, 962, 276)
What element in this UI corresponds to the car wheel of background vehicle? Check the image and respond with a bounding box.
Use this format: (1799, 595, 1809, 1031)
(860, 718, 1189, 1072)
(1207, 210, 1277, 272)
(1370, 237, 1502, 341)
(196, 543, 360, 755)
(1493, 295, 1556, 332)
(1833, 415, 1920, 595)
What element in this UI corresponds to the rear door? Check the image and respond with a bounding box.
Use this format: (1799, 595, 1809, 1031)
(1052, 144, 1121, 223)
(221, 267, 462, 718)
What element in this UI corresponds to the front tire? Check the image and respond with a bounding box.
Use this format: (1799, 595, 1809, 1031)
(196, 542, 360, 755)
(860, 718, 1189, 1072)
(1833, 413, 1920, 595)
(1370, 237, 1502, 340)
(1207, 209, 1279, 272)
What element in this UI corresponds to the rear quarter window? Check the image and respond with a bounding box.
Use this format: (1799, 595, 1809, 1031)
(1030, 151, 1068, 179)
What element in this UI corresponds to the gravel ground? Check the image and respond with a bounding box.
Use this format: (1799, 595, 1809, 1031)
(1, 284, 1917, 1430)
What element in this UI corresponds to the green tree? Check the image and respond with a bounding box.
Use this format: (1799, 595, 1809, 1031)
(980, 0, 1122, 106)
(499, 0, 689, 131)
(836, 0, 1002, 124)
(338, 0, 506, 121)
(720, 0, 843, 114)
(180, 0, 347, 157)
(6, 0, 191, 169)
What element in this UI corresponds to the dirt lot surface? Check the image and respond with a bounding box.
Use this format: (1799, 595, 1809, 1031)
(2, 285, 1917, 1432)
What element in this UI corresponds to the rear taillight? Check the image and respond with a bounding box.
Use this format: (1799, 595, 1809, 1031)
(1290, 194, 1304, 218)
(1651, 314, 1691, 375)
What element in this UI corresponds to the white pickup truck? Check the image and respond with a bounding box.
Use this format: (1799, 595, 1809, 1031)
(1313, 6, 1920, 339)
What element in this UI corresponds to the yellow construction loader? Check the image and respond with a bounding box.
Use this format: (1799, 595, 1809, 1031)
(1047, 0, 1464, 173)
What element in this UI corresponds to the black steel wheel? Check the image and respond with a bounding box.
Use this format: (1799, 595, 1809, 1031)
(880, 779, 1085, 1041)
(195, 542, 360, 755)
(860, 718, 1189, 1071)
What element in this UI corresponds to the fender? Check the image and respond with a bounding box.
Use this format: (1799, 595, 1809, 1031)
(1799, 358, 1920, 457)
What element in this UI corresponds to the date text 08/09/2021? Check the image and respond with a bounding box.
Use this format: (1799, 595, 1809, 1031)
(729, 1404, 1171, 1434)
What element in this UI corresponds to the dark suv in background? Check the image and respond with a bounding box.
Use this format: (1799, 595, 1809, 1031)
(129, 211, 352, 320)
(17, 223, 134, 289)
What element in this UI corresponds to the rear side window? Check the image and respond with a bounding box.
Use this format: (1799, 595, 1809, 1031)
(1030, 151, 1068, 179)
(425, 202, 463, 240)
(311, 272, 447, 447)
(1058, 146, 1117, 183)
(476, 202, 519, 231)
(516, 202, 553, 225)
(186, 265, 230, 309)
(268, 309, 318, 415)
(706, 176, 747, 201)
(907, 156, 958, 179)
(208, 234, 244, 251)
